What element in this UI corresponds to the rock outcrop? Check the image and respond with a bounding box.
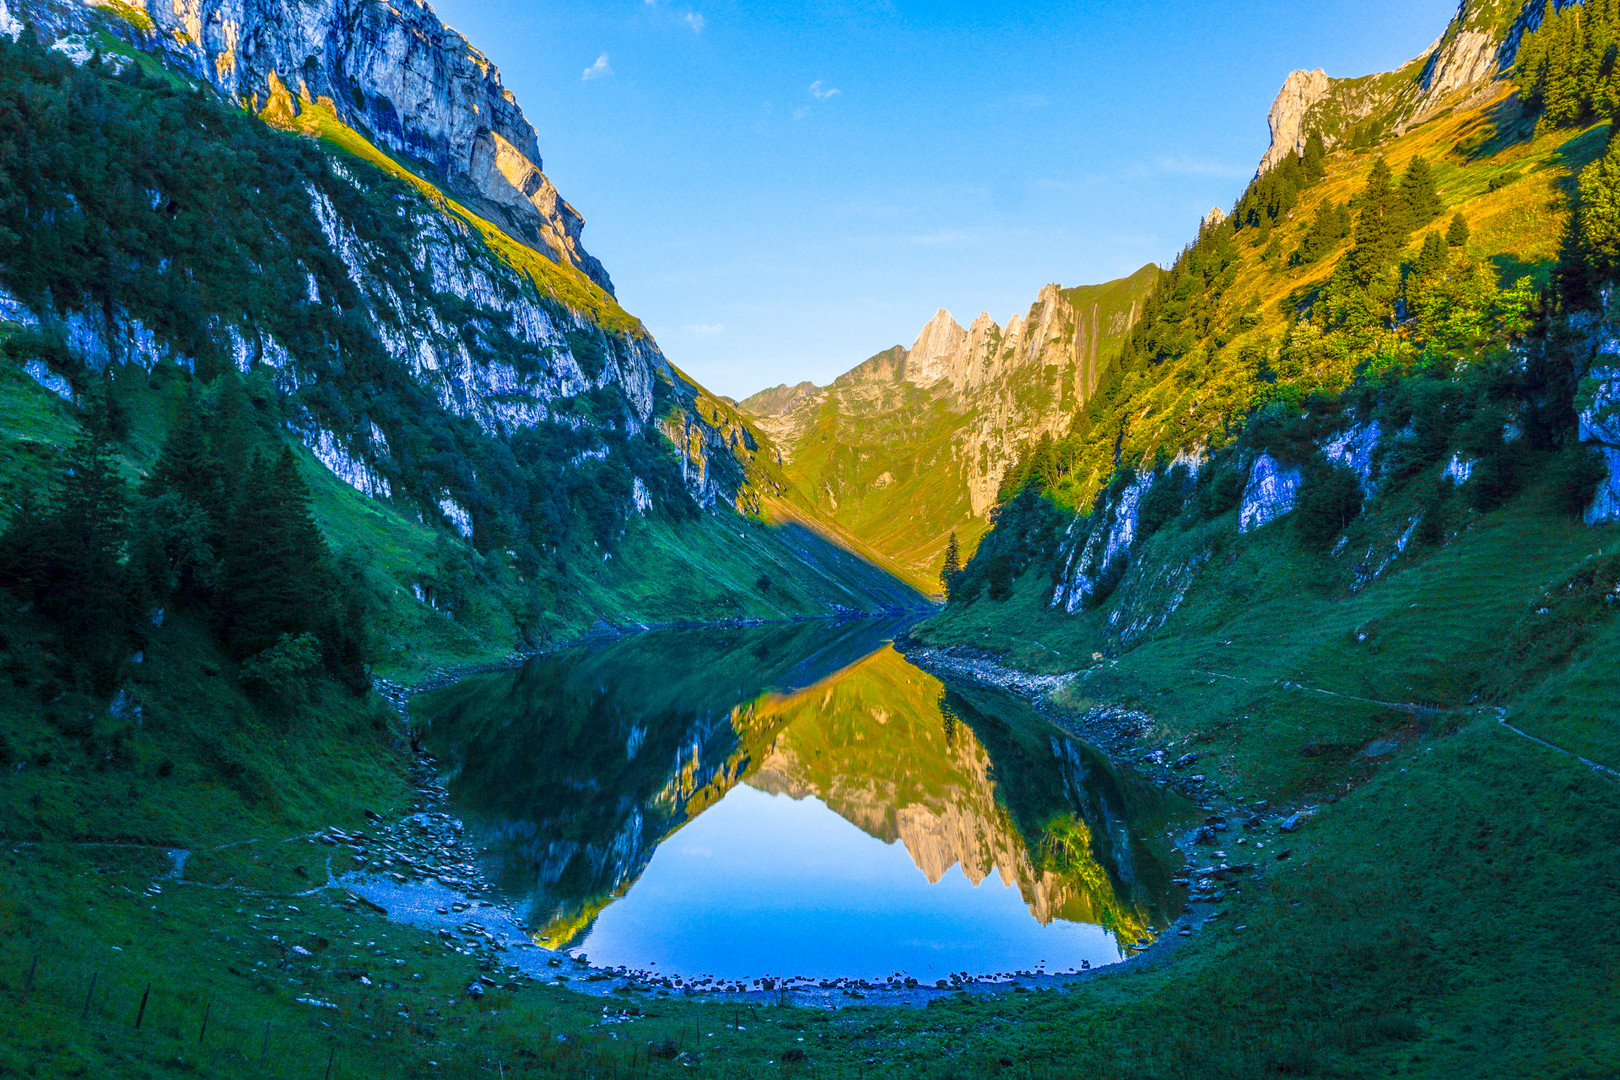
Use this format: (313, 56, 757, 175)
(1239, 454, 1303, 533)
(0, 0, 802, 532)
(1255, 0, 1555, 174)
(1258, 69, 1331, 174)
(7, 0, 612, 291)
(1579, 362, 1620, 526)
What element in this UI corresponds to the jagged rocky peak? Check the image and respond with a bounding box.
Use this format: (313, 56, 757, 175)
(5, 0, 613, 293)
(904, 309, 970, 386)
(1203, 206, 1228, 230)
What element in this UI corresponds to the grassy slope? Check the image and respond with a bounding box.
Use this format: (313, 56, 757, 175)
(907, 474, 1620, 1076)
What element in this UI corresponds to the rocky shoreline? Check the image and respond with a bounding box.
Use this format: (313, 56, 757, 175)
(896, 640, 1319, 962)
(343, 628, 1312, 1009)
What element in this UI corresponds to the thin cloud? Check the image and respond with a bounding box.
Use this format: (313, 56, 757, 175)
(810, 80, 841, 100)
(684, 323, 726, 337)
(582, 53, 612, 82)
(646, 0, 705, 33)
(793, 106, 812, 120)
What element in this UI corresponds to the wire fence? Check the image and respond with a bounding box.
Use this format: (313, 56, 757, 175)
(2, 950, 817, 1079)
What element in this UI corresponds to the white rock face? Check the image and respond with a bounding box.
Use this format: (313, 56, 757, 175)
(1259, 69, 1330, 174)
(1417, 28, 1500, 109)
(0, 0, 20, 38)
(1587, 447, 1620, 527)
(1239, 454, 1303, 533)
(438, 494, 474, 538)
(1443, 453, 1476, 486)
(1580, 364, 1620, 525)
(292, 416, 393, 500)
(0, 285, 38, 328)
(1049, 473, 1154, 613)
(1325, 422, 1381, 489)
(24, 360, 73, 400)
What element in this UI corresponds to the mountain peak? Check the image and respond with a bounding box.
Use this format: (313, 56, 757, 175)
(1259, 69, 1331, 174)
(1256, 0, 1549, 175)
(905, 309, 969, 386)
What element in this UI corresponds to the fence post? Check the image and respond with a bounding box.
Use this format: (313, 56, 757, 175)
(198, 1001, 210, 1046)
(81, 972, 97, 1021)
(135, 983, 151, 1029)
(323, 1045, 335, 1080)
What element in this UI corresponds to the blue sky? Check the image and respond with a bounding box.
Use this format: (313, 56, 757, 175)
(429, 0, 1461, 399)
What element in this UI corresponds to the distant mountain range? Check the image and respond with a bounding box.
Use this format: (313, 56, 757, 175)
(740, 268, 1157, 590)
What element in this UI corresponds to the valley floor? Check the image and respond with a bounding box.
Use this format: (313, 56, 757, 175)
(5, 485, 1618, 1079)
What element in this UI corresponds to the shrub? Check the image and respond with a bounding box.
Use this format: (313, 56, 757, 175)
(1136, 464, 1189, 540)
(1084, 554, 1128, 610)
(1198, 462, 1247, 519)
(1549, 442, 1609, 516)
(1293, 457, 1364, 551)
(239, 632, 323, 710)
(1466, 446, 1527, 512)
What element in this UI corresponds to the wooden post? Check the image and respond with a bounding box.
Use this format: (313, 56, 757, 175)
(198, 1001, 210, 1046)
(323, 1045, 335, 1080)
(81, 972, 97, 1021)
(135, 983, 151, 1029)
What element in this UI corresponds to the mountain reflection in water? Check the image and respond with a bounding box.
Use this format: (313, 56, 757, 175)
(413, 619, 1184, 980)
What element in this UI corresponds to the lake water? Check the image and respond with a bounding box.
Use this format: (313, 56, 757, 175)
(413, 619, 1185, 983)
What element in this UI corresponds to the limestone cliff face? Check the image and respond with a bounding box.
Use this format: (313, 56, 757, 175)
(1255, 0, 1551, 175)
(740, 267, 1158, 585)
(0, 0, 797, 530)
(8, 0, 611, 291)
(1258, 69, 1331, 174)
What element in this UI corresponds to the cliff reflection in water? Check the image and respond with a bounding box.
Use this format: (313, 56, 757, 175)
(414, 619, 1181, 972)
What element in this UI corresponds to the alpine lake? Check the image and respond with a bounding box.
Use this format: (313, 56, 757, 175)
(395, 619, 1191, 995)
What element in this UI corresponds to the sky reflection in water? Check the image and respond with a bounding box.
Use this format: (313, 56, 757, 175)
(574, 783, 1124, 981)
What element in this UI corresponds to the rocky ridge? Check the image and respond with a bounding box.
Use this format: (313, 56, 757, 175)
(1256, 0, 1552, 175)
(4, 0, 611, 290)
(739, 267, 1158, 584)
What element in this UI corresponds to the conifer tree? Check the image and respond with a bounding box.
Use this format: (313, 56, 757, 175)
(1397, 156, 1444, 229)
(209, 370, 254, 489)
(941, 532, 961, 600)
(1415, 231, 1450, 280)
(1447, 212, 1471, 249)
(0, 401, 134, 681)
(144, 384, 217, 506)
(1302, 131, 1327, 184)
(1576, 135, 1620, 281)
(218, 447, 332, 659)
